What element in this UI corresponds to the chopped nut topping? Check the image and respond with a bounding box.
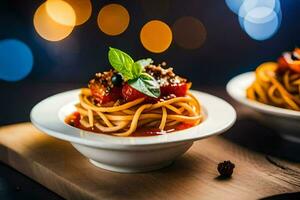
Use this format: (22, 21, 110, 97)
(145, 64, 187, 87)
(89, 69, 117, 92)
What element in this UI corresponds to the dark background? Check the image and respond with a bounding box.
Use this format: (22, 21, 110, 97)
(0, 0, 300, 125)
(0, 1, 300, 199)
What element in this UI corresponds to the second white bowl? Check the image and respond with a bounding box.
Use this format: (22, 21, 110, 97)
(227, 72, 300, 143)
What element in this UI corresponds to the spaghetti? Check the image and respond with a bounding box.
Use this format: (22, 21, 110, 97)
(70, 88, 202, 137)
(247, 48, 300, 111)
(66, 47, 203, 137)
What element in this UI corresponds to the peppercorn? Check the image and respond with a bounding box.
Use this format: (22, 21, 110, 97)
(217, 160, 235, 178)
(111, 74, 123, 86)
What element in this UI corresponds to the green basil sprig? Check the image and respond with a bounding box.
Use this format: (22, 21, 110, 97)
(108, 47, 160, 98)
(108, 47, 135, 80)
(128, 73, 160, 98)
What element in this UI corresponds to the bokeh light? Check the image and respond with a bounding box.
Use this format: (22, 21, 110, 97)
(225, 0, 282, 41)
(0, 39, 33, 81)
(172, 16, 207, 49)
(238, 0, 282, 29)
(45, 0, 76, 26)
(140, 20, 172, 53)
(97, 4, 130, 36)
(242, 7, 280, 40)
(239, 7, 282, 31)
(34, 1, 76, 41)
(63, 0, 92, 25)
(225, 0, 245, 14)
(238, 0, 281, 19)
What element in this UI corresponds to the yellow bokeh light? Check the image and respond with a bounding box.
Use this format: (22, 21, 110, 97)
(45, 0, 76, 26)
(33, 1, 75, 41)
(97, 4, 130, 36)
(140, 20, 172, 53)
(63, 0, 92, 25)
(172, 16, 207, 49)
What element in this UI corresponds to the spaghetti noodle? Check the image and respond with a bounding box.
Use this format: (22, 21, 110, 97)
(247, 48, 300, 111)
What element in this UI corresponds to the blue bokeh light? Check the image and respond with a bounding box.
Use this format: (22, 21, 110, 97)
(226, 0, 282, 41)
(238, 0, 280, 18)
(0, 39, 33, 81)
(238, 7, 282, 31)
(238, 0, 281, 28)
(242, 7, 280, 40)
(225, 0, 245, 14)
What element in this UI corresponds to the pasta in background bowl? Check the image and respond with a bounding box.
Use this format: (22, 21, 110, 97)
(227, 48, 300, 142)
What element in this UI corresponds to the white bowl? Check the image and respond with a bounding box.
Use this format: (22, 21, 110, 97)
(31, 89, 236, 173)
(227, 72, 300, 142)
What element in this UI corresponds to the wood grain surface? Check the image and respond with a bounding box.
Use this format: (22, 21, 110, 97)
(0, 123, 299, 200)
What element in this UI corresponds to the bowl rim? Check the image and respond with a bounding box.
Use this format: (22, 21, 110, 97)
(30, 89, 236, 149)
(226, 72, 300, 118)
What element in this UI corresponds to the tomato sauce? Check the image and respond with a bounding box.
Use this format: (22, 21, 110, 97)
(65, 112, 195, 137)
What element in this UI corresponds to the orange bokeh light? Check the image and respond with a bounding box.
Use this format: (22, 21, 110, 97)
(45, 0, 76, 26)
(140, 20, 172, 53)
(63, 0, 92, 25)
(34, 1, 76, 41)
(97, 4, 130, 36)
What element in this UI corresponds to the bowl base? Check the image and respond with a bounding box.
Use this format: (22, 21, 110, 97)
(89, 159, 173, 173)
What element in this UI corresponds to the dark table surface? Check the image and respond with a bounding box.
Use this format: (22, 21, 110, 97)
(0, 83, 300, 199)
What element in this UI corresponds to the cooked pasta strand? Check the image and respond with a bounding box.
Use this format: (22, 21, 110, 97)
(72, 88, 202, 136)
(247, 63, 300, 111)
(159, 107, 167, 130)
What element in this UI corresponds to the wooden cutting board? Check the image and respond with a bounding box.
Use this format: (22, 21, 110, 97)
(0, 123, 299, 200)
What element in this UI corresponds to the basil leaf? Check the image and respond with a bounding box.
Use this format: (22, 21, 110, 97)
(136, 58, 153, 67)
(131, 62, 143, 79)
(128, 73, 160, 98)
(108, 47, 134, 80)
